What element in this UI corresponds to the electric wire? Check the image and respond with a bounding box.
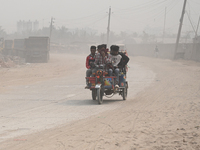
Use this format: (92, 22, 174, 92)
(110, 0, 180, 33)
(113, 0, 167, 14)
(41, 0, 200, 35)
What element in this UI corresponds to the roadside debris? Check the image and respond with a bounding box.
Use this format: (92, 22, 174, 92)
(0, 54, 25, 68)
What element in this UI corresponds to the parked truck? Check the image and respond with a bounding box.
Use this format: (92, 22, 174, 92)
(14, 39, 25, 58)
(0, 38, 4, 53)
(25, 36, 50, 63)
(2, 40, 13, 55)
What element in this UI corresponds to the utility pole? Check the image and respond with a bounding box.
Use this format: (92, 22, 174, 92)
(49, 17, 55, 41)
(162, 7, 167, 43)
(106, 7, 111, 48)
(195, 16, 200, 39)
(174, 0, 187, 59)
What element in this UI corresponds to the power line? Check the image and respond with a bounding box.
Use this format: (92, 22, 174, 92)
(190, 0, 200, 5)
(113, 0, 169, 15)
(113, 0, 166, 13)
(58, 8, 108, 21)
(113, 0, 178, 26)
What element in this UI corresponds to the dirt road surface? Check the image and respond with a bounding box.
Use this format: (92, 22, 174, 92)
(0, 53, 200, 150)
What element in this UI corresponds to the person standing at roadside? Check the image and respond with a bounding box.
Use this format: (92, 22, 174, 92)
(154, 45, 159, 58)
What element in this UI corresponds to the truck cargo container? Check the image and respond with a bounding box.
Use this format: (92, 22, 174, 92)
(25, 36, 50, 63)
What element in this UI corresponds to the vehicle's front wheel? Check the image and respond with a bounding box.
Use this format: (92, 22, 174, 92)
(92, 89, 97, 100)
(97, 87, 103, 104)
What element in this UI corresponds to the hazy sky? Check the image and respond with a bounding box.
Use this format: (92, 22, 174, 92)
(1, 0, 200, 35)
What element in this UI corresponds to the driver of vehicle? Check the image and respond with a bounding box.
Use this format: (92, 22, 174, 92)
(94, 44, 112, 76)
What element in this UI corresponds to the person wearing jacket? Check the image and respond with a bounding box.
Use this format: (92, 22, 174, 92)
(110, 45, 122, 87)
(118, 51, 129, 74)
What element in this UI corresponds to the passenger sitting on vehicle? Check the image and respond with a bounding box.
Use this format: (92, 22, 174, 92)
(110, 45, 122, 88)
(94, 44, 112, 76)
(85, 45, 96, 88)
(118, 48, 129, 74)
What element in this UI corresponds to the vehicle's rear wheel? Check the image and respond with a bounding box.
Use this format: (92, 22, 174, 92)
(92, 89, 97, 100)
(122, 82, 128, 100)
(97, 87, 103, 104)
(122, 88, 127, 100)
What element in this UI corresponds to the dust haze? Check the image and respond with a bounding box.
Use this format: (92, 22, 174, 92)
(0, 0, 200, 59)
(1, 0, 200, 149)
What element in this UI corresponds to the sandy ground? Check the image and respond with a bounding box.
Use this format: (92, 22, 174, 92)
(0, 53, 200, 150)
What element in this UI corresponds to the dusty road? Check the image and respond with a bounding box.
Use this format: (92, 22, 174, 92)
(0, 53, 200, 150)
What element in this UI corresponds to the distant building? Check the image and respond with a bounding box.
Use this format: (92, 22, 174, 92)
(27, 20, 32, 31)
(17, 20, 23, 33)
(33, 20, 39, 31)
(17, 20, 39, 33)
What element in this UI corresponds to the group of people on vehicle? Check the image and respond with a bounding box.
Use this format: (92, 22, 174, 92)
(85, 44, 129, 89)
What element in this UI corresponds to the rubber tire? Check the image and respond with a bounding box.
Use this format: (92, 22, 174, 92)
(97, 87, 103, 104)
(122, 87, 127, 100)
(92, 89, 97, 100)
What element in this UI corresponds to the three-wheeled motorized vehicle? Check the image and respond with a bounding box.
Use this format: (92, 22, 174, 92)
(86, 65, 128, 104)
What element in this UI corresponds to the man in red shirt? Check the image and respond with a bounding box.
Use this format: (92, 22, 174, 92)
(85, 46, 96, 88)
